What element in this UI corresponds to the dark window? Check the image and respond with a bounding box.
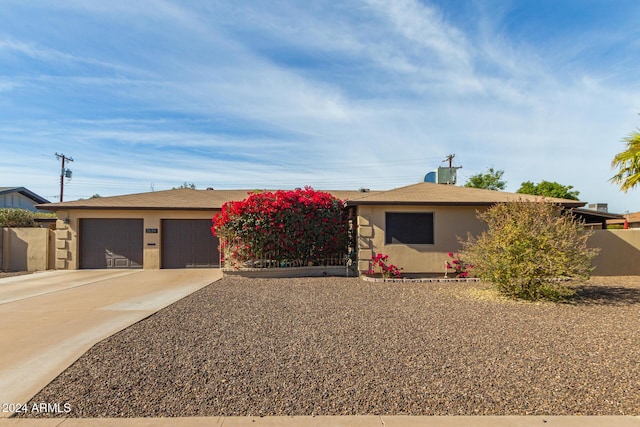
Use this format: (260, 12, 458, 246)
(385, 212, 434, 244)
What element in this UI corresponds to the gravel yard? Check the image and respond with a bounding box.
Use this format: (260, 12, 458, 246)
(19, 276, 640, 417)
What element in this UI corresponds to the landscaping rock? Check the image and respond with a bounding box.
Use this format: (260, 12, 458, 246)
(18, 277, 640, 417)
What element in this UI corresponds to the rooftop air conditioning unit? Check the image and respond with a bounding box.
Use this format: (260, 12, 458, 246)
(424, 167, 459, 185)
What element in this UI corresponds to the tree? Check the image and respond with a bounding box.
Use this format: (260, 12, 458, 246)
(173, 182, 196, 190)
(461, 200, 599, 301)
(610, 129, 640, 192)
(77, 194, 101, 201)
(464, 167, 506, 190)
(516, 180, 580, 200)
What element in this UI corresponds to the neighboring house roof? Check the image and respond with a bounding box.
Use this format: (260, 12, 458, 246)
(571, 208, 623, 229)
(0, 187, 50, 205)
(572, 208, 623, 221)
(607, 211, 640, 225)
(38, 188, 381, 211)
(346, 182, 586, 207)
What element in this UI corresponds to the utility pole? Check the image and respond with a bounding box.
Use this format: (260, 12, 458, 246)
(441, 153, 462, 185)
(55, 153, 73, 202)
(444, 154, 455, 169)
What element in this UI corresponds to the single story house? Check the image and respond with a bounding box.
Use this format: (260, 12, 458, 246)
(38, 188, 370, 270)
(346, 182, 591, 273)
(1, 187, 50, 212)
(607, 211, 640, 229)
(40, 182, 602, 274)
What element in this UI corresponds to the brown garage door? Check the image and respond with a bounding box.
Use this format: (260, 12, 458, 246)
(80, 219, 143, 269)
(161, 219, 219, 268)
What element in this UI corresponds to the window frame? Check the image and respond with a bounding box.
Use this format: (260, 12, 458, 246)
(384, 211, 435, 245)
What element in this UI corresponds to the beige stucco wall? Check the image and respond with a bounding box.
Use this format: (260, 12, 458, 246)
(355, 210, 640, 276)
(1, 227, 51, 271)
(54, 209, 217, 270)
(588, 229, 640, 275)
(52, 205, 640, 275)
(357, 205, 488, 274)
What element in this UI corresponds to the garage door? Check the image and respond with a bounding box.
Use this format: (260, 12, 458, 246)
(161, 219, 219, 268)
(80, 219, 143, 269)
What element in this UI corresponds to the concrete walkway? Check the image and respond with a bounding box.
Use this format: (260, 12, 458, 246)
(0, 415, 639, 426)
(0, 269, 221, 418)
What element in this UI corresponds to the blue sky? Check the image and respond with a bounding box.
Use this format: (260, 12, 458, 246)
(1, 1, 639, 213)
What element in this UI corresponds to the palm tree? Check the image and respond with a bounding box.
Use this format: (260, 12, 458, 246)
(611, 129, 640, 192)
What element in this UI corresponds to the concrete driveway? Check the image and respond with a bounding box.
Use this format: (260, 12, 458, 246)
(0, 269, 221, 417)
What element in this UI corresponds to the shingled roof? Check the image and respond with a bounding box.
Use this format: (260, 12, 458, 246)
(38, 183, 586, 211)
(345, 182, 586, 207)
(38, 188, 380, 211)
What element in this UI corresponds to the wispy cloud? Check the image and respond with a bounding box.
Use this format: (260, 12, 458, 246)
(366, 0, 472, 69)
(0, 38, 148, 79)
(1, 0, 639, 211)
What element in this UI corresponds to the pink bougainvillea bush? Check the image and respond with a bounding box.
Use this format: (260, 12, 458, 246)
(368, 253, 403, 279)
(212, 187, 350, 268)
(446, 252, 473, 278)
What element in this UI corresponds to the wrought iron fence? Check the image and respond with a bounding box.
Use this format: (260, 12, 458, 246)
(218, 236, 352, 270)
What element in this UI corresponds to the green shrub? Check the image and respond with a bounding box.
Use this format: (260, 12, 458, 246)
(461, 200, 599, 301)
(0, 208, 37, 227)
(33, 212, 56, 220)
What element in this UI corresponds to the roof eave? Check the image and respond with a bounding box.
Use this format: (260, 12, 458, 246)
(570, 208, 624, 220)
(1, 187, 50, 205)
(36, 205, 221, 211)
(347, 200, 586, 208)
